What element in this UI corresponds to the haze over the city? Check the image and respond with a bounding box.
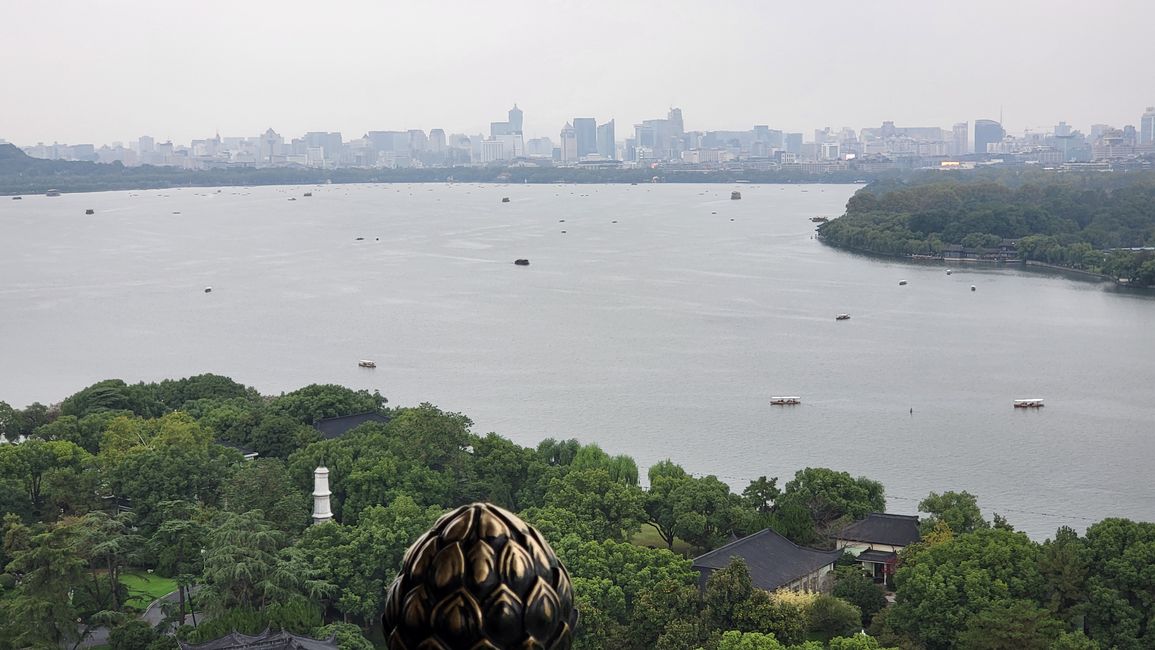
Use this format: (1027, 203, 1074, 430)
(3, 0, 1152, 146)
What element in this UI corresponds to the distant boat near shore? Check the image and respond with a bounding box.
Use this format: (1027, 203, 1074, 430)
(836, 313, 851, 320)
(1014, 399, 1044, 408)
(770, 396, 801, 405)
(358, 360, 377, 368)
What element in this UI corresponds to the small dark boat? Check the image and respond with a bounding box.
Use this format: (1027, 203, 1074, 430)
(514, 259, 530, 266)
(731, 191, 742, 200)
(85, 209, 95, 215)
(46, 189, 61, 197)
(501, 197, 510, 203)
(303, 192, 312, 197)
(836, 314, 851, 320)
(11, 196, 21, 200)
(204, 286, 212, 293)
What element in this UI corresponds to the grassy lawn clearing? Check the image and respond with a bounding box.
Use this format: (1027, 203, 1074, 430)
(120, 569, 179, 610)
(632, 523, 697, 556)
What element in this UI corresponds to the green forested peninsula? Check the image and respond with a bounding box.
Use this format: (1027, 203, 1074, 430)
(818, 170, 1155, 285)
(0, 376, 1150, 650)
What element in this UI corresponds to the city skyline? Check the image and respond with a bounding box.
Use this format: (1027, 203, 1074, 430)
(2, 0, 1152, 145)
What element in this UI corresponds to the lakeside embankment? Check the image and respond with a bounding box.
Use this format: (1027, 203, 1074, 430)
(819, 234, 1153, 287)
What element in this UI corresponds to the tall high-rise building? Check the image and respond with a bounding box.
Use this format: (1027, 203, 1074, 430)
(785, 133, 802, 154)
(508, 104, 523, 134)
(560, 122, 577, 162)
(573, 118, 597, 157)
(974, 119, 1004, 155)
(429, 129, 446, 153)
(137, 135, 155, 153)
(1141, 106, 1155, 144)
(668, 107, 684, 136)
(596, 120, 615, 159)
(952, 122, 969, 155)
(1054, 121, 1072, 137)
(408, 130, 427, 152)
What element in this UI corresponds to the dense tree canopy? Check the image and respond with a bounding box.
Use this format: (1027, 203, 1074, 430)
(2, 374, 1151, 649)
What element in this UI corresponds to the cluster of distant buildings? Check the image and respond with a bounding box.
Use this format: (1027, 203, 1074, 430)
(9, 105, 1155, 174)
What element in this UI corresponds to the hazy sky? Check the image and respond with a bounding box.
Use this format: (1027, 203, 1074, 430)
(3, 0, 1152, 146)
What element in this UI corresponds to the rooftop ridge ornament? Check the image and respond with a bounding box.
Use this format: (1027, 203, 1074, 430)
(383, 503, 577, 650)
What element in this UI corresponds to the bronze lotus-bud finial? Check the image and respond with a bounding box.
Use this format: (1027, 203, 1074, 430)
(383, 503, 578, 650)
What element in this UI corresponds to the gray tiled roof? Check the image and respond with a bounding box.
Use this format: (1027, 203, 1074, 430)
(312, 411, 391, 439)
(179, 629, 337, 650)
(836, 513, 921, 547)
(692, 528, 843, 592)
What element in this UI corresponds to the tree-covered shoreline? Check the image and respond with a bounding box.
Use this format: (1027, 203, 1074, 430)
(0, 143, 872, 196)
(1, 375, 1151, 649)
(818, 169, 1155, 286)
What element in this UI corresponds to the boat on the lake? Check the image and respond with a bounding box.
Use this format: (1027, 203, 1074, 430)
(303, 192, 312, 197)
(85, 209, 95, 215)
(731, 191, 742, 200)
(899, 280, 907, 285)
(836, 314, 851, 320)
(502, 197, 510, 203)
(971, 285, 976, 291)
(514, 259, 530, 266)
(1014, 399, 1044, 408)
(46, 189, 60, 197)
(770, 396, 801, 405)
(946, 269, 952, 275)
(358, 360, 377, 368)
(810, 217, 829, 223)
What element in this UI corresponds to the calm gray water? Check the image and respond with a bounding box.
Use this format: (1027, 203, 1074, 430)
(2, 183, 1153, 539)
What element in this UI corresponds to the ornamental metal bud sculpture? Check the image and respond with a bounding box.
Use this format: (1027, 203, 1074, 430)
(383, 503, 578, 650)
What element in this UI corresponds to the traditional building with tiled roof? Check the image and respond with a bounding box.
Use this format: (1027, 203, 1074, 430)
(178, 629, 337, 650)
(834, 513, 921, 582)
(692, 528, 844, 593)
(312, 411, 390, 440)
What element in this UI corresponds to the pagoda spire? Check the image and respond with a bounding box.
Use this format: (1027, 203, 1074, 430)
(312, 466, 333, 524)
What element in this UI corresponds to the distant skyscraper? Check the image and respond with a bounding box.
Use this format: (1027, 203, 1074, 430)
(668, 108, 684, 136)
(974, 119, 1004, 155)
(1054, 121, 1071, 138)
(952, 122, 968, 155)
(560, 122, 577, 162)
(1141, 106, 1155, 144)
(429, 129, 446, 153)
(408, 129, 427, 152)
(596, 120, 615, 159)
(573, 118, 597, 157)
(508, 104, 523, 134)
(785, 133, 802, 154)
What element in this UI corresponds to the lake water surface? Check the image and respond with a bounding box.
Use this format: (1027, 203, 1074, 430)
(2, 183, 1152, 539)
